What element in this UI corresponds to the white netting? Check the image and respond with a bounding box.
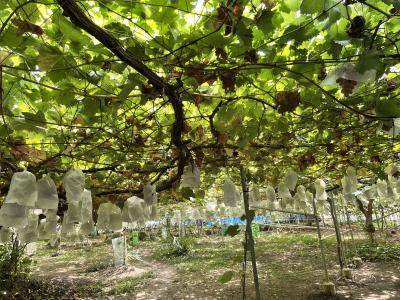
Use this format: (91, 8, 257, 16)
(223, 178, 240, 207)
(0, 203, 27, 228)
(181, 164, 201, 189)
(5, 171, 37, 207)
(63, 169, 85, 203)
(143, 183, 157, 206)
(97, 202, 122, 232)
(112, 236, 126, 266)
(36, 176, 59, 210)
(284, 170, 298, 191)
(315, 179, 327, 201)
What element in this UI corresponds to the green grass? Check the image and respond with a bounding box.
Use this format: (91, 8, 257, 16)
(81, 261, 111, 273)
(108, 271, 155, 295)
(76, 282, 103, 294)
(348, 240, 400, 262)
(152, 232, 338, 274)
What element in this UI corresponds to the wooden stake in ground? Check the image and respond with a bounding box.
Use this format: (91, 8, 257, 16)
(239, 165, 261, 300)
(311, 196, 330, 283)
(328, 197, 345, 271)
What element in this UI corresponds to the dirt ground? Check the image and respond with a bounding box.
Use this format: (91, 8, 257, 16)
(29, 231, 400, 300)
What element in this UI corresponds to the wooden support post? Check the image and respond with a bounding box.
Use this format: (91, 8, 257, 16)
(328, 197, 345, 271)
(240, 165, 261, 300)
(311, 196, 330, 283)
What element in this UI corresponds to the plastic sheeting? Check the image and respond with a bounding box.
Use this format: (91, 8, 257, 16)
(36, 176, 59, 210)
(181, 164, 201, 189)
(6, 171, 37, 207)
(223, 178, 240, 207)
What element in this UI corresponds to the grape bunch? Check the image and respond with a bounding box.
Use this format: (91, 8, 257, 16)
(336, 78, 357, 96)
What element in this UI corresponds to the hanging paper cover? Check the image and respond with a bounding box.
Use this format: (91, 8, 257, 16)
(385, 163, 399, 176)
(6, 171, 37, 207)
(376, 179, 388, 198)
(0, 227, 11, 243)
(181, 164, 201, 189)
(346, 166, 357, 183)
(36, 176, 59, 210)
(80, 189, 93, 223)
(61, 210, 76, 237)
(341, 176, 356, 195)
(223, 178, 240, 207)
(66, 201, 82, 224)
(124, 196, 147, 225)
(18, 210, 39, 244)
(278, 182, 291, 199)
(0, 203, 27, 228)
(305, 191, 314, 205)
(79, 220, 94, 236)
(143, 183, 157, 206)
(294, 185, 307, 202)
(171, 209, 182, 224)
(314, 179, 327, 201)
(265, 186, 276, 202)
(97, 202, 122, 232)
(249, 185, 261, 205)
(284, 170, 298, 191)
(109, 212, 122, 232)
(150, 205, 158, 220)
(63, 169, 85, 202)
